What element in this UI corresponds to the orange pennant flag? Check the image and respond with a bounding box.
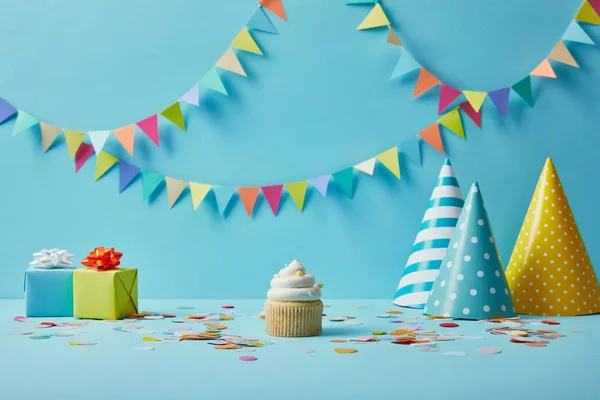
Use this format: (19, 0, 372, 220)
(387, 27, 402, 46)
(112, 125, 135, 156)
(238, 187, 260, 217)
(418, 124, 444, 154)
(530, 59, 556, 78)
(259, 0, 287, 21)
(549, 41, 579, 68)
(413, 68, 440, 98)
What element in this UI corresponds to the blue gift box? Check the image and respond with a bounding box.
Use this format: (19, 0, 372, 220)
(25, 266, 75, 317)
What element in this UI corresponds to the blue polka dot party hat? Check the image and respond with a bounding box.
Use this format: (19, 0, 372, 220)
(424, 182, 517, 320)
(394, 159, 464, 309)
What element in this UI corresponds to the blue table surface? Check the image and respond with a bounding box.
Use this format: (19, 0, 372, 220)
(0, 299, 599, 400)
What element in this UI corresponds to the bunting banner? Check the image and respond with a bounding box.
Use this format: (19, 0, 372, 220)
(12, 103, 483, 218)
(350, 1, 598, 117)
(1, 1, 286, 156)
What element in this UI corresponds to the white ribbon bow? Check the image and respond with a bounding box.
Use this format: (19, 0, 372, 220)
(29, 248, 74, 268)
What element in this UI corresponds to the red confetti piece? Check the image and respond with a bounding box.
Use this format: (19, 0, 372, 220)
(221, 305, 234, 309)
(439, 322, 459, 328)
(541, 319, 560, 325)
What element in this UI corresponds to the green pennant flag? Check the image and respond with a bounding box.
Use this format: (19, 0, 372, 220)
(198, 68, 228, 95)
(141, 170, 164, 201)
(13, 110, 39, 136)
(512, 76, 533, 106)
(284, 181, 308, 212)
(332, 168, 354, 198)
(160, 102, 186, 131)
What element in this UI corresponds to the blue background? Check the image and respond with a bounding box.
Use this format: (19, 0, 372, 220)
(0, 0, 598, 299)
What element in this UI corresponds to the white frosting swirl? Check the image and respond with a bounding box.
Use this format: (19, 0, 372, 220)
(267, 260, 322, 301)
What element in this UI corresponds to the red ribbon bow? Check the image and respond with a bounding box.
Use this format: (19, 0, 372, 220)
(81, 247, 123, 271)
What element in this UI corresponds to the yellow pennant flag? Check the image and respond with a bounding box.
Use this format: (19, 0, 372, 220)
(354, 158, 376, 175)
(190, 182, 212, 210)
(463, 91, 487, 112)
(438, 108, 464, 139)
(284, 181, 308, 212)
(231, 28, 263, 55)
(376, 147, 400, 179)
(216, 48, 247, 76)
(64, 129, 86, 159)
(165, 177, 187, 208)
(94, 151, 118, 181)
(576, 1, 600, 25)
(40, 122, 61, 153)
(357, 4, 390, 30)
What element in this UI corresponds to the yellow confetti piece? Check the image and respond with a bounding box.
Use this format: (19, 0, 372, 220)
(387, 310, 404, 315)
(334, 348, 357, 354)
(372, 331, 386, 335)
(142, 337, 161, 342)
(206, 325, 227, 330)
(219, 316, 234, 321)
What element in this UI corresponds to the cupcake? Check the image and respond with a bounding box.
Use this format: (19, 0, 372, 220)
(265, 260, 323, 337)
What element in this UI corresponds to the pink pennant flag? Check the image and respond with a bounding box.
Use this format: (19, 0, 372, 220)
(75, 143, 95, 172)
(261, 185, 283, 216)
(458, 101, 481, 129)
(438, 84, 462, 114)
(136, 115, 159, 146)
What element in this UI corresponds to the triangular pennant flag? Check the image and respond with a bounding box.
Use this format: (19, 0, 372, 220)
(179, 85, 199, 106)
(189, 182, 212, 210)
(576, 1, 600, 25)
(160, 102, 186, 131)
(332, 168, 354, 198)
(462, 91, 487, 112)
(284, 181, 308, 212)
(488, 87, 510, 118)
(387, 27, 402, 46)
(354, 158, 376, 175)
(259, 0, 287, 21)
(418, 124, 444, 154)
(231, 27, 263, 55)
(391, 49, 421, 79)
(376, 147, 401, 179)
(198, 68, 228, 95)
(309, 176, 330, 198)
(136, 115, 160, 146)
(216, 48, 247, 77)
(213, 186, 236, 216)
(165, 177, 188, 208)
(511, 76, 533, 106)
(88, 130, 110, 154)
(530, 59, 556, 78)
(548, 41, 579, 68)
(64, 130, 86, 159)
(413, 68, 440, 98)
(247, 7, 277, 34)
(591, 0, 600, 14)
(141, 170, 164, 201)
(357, 3, 389, 30)
(562, 21, 594, 45)
(40, 122, 61, 153)
(12, 110, 39, 136)
(424, 183, 516, 320)
(237, 187, 260, 216)
(400, 136, 422, 167)
(394, 159, 463, 308)
(75, 143, 94, 172)
(505, 158, 600, 316)
(458, 101, 482, 129)
(112, 125, 135, 156)
(0, 98, 17, 123)
(438, 108, 464, 139)
(119, 161, 140, 192)
(94, 151, 118, 181)
(261, 185, 283, 215)
(438, 84, 462, 114)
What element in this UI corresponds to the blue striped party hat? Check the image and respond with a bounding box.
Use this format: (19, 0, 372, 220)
(393, 159, 464, 308)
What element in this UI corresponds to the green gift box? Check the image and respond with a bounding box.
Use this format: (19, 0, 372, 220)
(73, 268, 138, 320)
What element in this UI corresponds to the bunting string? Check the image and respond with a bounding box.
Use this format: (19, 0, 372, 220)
(1, 0, 287, 156)
(350, 0, 599, 116)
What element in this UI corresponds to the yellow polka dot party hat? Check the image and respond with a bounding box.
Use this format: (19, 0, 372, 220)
(505, 158, 600, 316)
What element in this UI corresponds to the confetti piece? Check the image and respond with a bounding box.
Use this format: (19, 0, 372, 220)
(13, 316, 28, 322)
(33, 324, 54, 329)
(444, 351, 467, 357)
(390, 320, 405, 324)
(219, 316, 234, 321)
(299, 349, 315, 353)
(68, 341, 97, 346)
(417, 345, 439, 352)
(221, 305, 234, 309)
(439, 323, 459, 328)
(239, 356, 257, 361)
(372, 331, 386, 335)
(477, 347, 502, 354)
(208, 340, 232, 345)
(541, 319, 560, 325)
(131, 346, 154, 351)
(171, 319, 186, 323)
(9, 331, 32, 335)
(161, 314, 176, 318)
(206, 325, 227, 330)
(334, 348, 357, 354)
(387, 310, 404, 315)
(331, 339, 347, 343)
(215, 344, 240, 350)
(144, 316, 164, 320)
(525, 342, 547, 347)
(328, 317, 347, 322)
(29, 335, 51, 340)
(142, 337, 161, 342)
(376, 314, 390, 318)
